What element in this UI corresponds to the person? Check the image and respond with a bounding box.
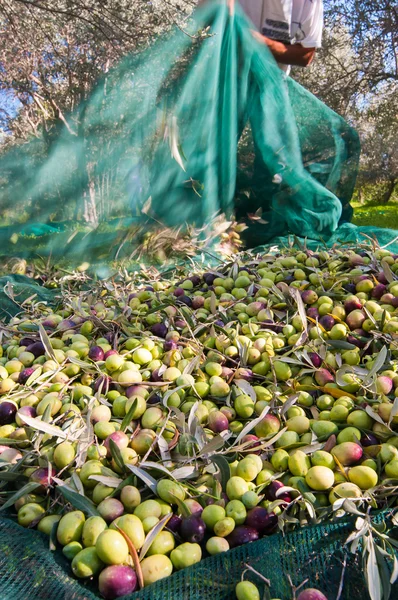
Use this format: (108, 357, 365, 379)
(239, 0, 324, 75)
(199, 0, 324, 76)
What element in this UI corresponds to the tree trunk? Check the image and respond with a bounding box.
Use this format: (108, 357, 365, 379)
(381, 178, 397, 204)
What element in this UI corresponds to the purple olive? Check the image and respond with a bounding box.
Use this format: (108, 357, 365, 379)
(381, 293, 394, 305)
(147, 393, 162, 405)
(0, 401, 17, 425)
(88, 346, 105, 362)
(203, 273, 216, 286)
(347, 329, 368, 349)
(99, 565, 138, 599)
(93, 375, 112, 394)
(319, 315, 335, 331)
(150, 369, 162, 382)
(301, 290, 318, 305)
(175, 319, 186, 329)
(190, 276, 201, 287)
(372, 284, 387, 299)
(104, 431, 129, 458)
(306, 307, 319, 319)
(125, 385, 148, 398)
(226, 526, 259, 548)
(377, 272, 388, 284)
(58, 319, 77, 331)
(264, 480, 292, 503)
(361, 432, 379, 447)
(41, 317, 59, 329)
(19, 337, 35, 347)
(179, 296, 192, 307)
(221, 367, 234, 379)
(166, 514, 182, 533)
(308, 353, 322, 368)
(26, 342, 45, 357)
(164, 340, 178, 351)
(245, 507, 278, 534)
(241, 435, 261, 453)
(180, 515, 206, 543)
(343, 283, 357, 294)
(346, 310, 366, 331)
(392, 297, 398, 309)
(104, 349, 118, 359)
(184, 499, 204, 517)
(150, 323, 168, 338)
(174, 288, 185, 297)
(18, 367, 36, 384)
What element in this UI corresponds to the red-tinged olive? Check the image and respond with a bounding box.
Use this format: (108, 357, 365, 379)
(344, 296, 362, 313)
(208, 411, 229, 433)
(314, 369, 334, 386)
(98, 565, 138, 599)
(89, 346, 105, 361)
(18, 368, 36, 384)
(371, 284, 387, 299)
(308, 353, 322, 368)
(104, 431, 129, 458)
(306, 307, 320, 319)
(264, 481, 292, 503)
(297, 589, 328, 600)
(245, 507, 278, 534)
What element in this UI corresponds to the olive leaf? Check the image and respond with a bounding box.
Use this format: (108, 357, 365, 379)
(17, 414, 67, 439)
(88, 475, 122, 488)
(39, 324, 58, 362)
(126, 464, 158, 495)
(366, 539, 382, 600)
(55, 481, 100, 517)
(209, 455, 230, 492)
(109, 439, 126, 474)
(121, 398, 138, 432)
(0, 481, 41, 511)
(234, 380, 256, 402)
(234, 405, 270, 445)
(139, 513, 173, 561)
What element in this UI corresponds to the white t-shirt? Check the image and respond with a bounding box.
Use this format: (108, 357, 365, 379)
(239, 0, 323, 73)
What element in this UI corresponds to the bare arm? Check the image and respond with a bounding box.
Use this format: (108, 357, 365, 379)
(252, 32, 316, 67)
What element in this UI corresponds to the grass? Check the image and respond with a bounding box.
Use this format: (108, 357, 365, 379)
(352, 201, 398, 230)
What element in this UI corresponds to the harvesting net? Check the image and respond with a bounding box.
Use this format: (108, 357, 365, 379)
(1, 0, 390, 265)
(1, 511, 397, 600)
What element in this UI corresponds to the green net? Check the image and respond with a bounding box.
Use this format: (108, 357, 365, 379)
(1, 512, 396, 600)
(0, 0, 381, 264)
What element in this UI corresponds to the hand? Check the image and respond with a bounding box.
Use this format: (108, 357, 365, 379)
(251, 30, 266, 44)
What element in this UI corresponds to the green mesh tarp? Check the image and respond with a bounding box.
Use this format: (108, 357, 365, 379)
(0, 1, 372, 263)
(1, 512, 397, 600)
